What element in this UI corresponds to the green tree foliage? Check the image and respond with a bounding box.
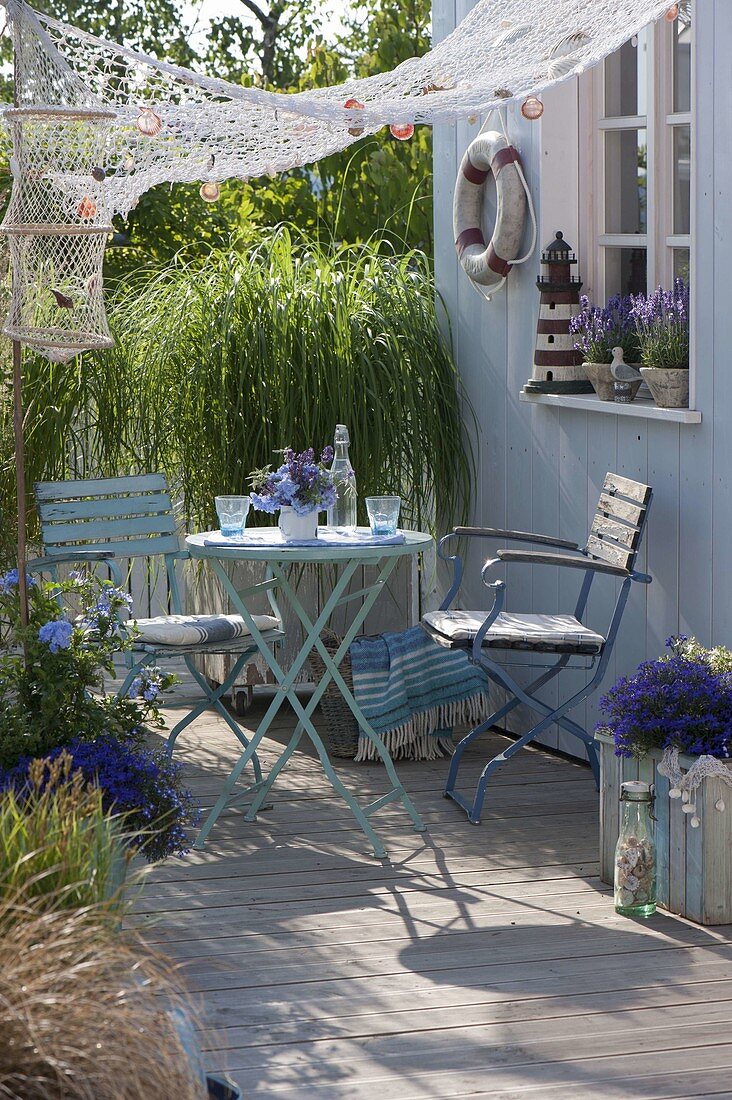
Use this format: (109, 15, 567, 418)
(204, 0, 321, 87)
(0, 0, 434, 272)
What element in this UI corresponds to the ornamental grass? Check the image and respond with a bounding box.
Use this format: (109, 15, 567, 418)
(0, 751, 130, 912)
(0, 888, 206, 1100)
(0, 226, 472, 555)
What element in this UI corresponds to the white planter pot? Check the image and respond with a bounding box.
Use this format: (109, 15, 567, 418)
(596, 731, 732, 925)
(639, 366, 690, 408)
(278, 506, 318, 543)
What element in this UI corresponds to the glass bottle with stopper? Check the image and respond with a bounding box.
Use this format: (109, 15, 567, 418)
(327, 424, 357, 532)
(614, 781, 657, 918)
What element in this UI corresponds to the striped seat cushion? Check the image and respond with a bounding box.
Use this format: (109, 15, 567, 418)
(423, 610, 604, 654)
(133, 613, 280, 647)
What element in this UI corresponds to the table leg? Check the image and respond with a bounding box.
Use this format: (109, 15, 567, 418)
(244, 557, 426, 854)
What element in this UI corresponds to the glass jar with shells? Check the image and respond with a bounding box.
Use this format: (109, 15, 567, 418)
(614, 781, 657, 918)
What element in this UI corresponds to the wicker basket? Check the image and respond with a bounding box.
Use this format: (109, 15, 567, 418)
(307, 628, 360, 758)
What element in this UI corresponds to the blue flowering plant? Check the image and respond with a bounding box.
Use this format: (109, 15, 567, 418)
(630, 278, 690, 369)
(249, 446, 337, 516)
(570, 294, 640, 364)
(0, 569, 175, 770)
(598, 636, 732, 760)
(2, 738, 199, 863)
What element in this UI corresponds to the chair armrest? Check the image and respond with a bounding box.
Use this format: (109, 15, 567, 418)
(27, 550, 121, 584)
(454, 527, 579, 551)
(497, 548, 629, 578)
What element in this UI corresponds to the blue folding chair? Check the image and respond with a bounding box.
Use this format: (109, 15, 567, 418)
(422, 472, 652, 824)
(29, 474, 284, 778)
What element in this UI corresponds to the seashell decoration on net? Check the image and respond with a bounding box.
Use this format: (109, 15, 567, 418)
(0, 0, 676, 360)
(658, 747, 732, 829)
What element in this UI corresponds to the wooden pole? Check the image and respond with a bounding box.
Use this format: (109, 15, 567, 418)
(12, 337, 29, 630)
(9, 30, 29, 634)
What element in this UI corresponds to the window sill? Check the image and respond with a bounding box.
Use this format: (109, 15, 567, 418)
(519, 390, 702, 424)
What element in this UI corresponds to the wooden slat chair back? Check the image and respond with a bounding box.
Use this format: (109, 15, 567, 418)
(585, 473, 652, 575)
(31, 474, 280, 791)
(35, 474, 180, 594)
(423, 471, 653, 825)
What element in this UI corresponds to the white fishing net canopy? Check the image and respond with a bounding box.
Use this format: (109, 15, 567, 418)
(0, 0, 674, 360)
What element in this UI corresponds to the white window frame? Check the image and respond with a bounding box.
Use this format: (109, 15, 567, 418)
(579, 16, 692, 303)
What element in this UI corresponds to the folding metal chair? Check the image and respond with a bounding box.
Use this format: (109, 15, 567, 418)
(28, 474, 284, 779)
(422, 473, 652, 824)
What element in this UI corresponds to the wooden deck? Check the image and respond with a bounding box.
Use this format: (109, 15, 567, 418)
(139, 694, 732, 1099)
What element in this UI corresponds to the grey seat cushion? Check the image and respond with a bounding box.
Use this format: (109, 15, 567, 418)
(422, 610, 604, 654)
(132, 613, 280, 647)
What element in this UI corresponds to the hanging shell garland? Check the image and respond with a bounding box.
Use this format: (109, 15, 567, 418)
(390, 123, 414, 141)
(77, 195, 97, 219)
(91, 166, 106, 182)
(136, 108, 163, 136)
(344, 97, 365, 137)
(199, 181, 221, 202)
(521, 95, 544, 120)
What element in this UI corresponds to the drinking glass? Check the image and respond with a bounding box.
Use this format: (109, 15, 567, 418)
(365, 496, 401, 536)
(215, 496, 250, 537)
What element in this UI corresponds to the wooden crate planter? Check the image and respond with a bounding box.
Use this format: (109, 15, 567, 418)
(597, 731, 732, 925)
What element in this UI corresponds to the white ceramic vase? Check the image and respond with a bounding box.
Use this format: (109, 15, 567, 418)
(278, 506, 318, 542)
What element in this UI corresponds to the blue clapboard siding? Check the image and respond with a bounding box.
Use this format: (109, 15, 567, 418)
(432, 0, 728, 756)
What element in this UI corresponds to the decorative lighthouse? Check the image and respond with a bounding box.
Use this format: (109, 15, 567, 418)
(525, 231, 592, 395)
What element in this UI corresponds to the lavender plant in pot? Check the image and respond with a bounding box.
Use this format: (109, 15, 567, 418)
(570, 295, 641, 401)
(631, 279, 690, 408)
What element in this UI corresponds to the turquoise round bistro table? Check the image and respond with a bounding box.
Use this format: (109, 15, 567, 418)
(185, 528, 433, 858)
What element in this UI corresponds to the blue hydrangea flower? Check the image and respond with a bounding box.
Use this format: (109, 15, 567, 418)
(0, 569, 36, 594)
(38, 619, 74, 654)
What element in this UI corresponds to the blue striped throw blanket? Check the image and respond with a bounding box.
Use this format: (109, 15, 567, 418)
(350, 625, 491, 761)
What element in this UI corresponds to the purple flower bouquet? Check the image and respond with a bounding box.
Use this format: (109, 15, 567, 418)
(249, 446, 337, 517)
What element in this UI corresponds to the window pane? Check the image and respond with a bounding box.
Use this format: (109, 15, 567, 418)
(673, 248, 690, 282)
(605, 36, 648, 117)
(604, 247, 647, 297)
(605, 129, 648, 234)
(673, 2, 692, 114)
(673, 124, 691, 235)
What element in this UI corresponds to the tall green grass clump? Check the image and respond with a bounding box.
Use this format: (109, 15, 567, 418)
(100, 226, 471, 530)
(0, 751, 129, 911)
(0, 226, 472, 546)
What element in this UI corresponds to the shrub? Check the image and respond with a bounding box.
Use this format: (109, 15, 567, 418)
(0, 888, 206, 1100)
(0, 569, 175, 770)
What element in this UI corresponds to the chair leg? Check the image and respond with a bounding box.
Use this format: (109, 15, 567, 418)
(167, 654, 263, 786)
(447, 655, 606, 823)
(444, 695, 523, 800)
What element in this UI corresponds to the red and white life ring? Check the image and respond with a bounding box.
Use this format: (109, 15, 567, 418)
(453, 131, 528, 290)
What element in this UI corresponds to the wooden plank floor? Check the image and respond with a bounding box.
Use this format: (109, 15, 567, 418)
(139, 692, 732, 1099)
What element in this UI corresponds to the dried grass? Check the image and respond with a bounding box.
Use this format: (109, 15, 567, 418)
(0, 892, 206, 1100)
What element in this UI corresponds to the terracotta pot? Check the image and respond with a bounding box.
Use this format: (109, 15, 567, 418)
(584, 362, 642, 403)
(639, 366, 690, 408)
